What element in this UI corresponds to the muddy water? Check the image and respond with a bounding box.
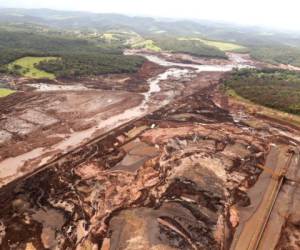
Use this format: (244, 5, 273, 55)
(0, 52, 255, 188)
(143, 68, 191, 103)
(226, 53, 250, 64)
(0, 148, 44, 184)
(27, 83, 88, 91)
(56, 68, 191, 150)
(0, 67, 191, 187)
(126, 51, 254, 71)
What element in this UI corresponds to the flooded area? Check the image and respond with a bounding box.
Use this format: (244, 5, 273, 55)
(26, 83, 89, 91)
(0, 50, 300, 250)
(0, 51, 254, 188)
(126, 50, 255, 71)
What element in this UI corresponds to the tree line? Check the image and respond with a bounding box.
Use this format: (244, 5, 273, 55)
(0, 29, 144, 77)
(223, 68, 300, 115)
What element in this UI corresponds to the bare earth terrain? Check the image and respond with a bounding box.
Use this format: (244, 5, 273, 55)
(0, 51, 300, 250)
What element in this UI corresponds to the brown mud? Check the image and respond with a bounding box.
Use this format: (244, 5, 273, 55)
(0, 52, 299, 250)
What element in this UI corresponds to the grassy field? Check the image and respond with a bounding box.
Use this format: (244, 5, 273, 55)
(99, 31, 162, 52)
(0, 88, 15, 98)
(179, 37, 247, 52)
(154, 37, 227, 58)
(100, 31, 140, 45)
(8, 56, 58, 79)
(100, 33, 119, 42)
(131, 39, 161, 52)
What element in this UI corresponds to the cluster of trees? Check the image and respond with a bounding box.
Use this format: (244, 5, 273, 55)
(152, 36, 227, 59)
(0, 29, 230, 78)
(0, 50, 38, 74)
(0, 29, 144, 77)
(0, 29, 122, 54)
(37, 54, 145, 77)
(5, 64, 24, 76)
(224, 68, 300, 115)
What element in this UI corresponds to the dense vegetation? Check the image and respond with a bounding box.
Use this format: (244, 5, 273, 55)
(2, 8, 300, 77)
(250, 46, 300, 67)
(0, 29, 144, 78)
(36, 54, 145, 77)
(7, 57, 57, 79)
(152, 37, 227, 58)
(223, 68, 300, 115)
(0, 27, 229, 78)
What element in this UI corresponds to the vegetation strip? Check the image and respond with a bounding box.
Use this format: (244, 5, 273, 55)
(0, 88, 15, 97)
(223, 68, 300, 115)
(8, 56, 57, 79)
(179, 37, 248, 52)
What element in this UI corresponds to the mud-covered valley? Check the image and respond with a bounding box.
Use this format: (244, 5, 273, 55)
(0, 51, 300, 250)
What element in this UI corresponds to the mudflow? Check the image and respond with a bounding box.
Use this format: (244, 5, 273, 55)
(0, 51, 300, 250)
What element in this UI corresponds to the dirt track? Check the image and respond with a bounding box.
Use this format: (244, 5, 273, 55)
(0, 51, 300, 250)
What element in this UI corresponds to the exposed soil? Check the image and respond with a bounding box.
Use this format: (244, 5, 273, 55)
(0, 90, 143, 160)
(0, 51, 299, 250)
(9, 61, 165, 93)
